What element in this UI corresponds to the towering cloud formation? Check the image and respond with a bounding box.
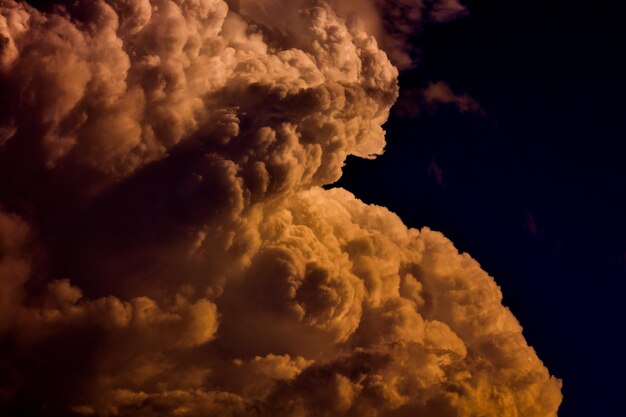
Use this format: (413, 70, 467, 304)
(0, 0, 561, 416)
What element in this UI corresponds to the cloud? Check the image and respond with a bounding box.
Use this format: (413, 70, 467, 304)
(525, 211, 540, 236)
(0, 1, 561, 416)
(428, 158, 444, 186)
(395, 81, 485, 118)
(422, 81, 485, 114)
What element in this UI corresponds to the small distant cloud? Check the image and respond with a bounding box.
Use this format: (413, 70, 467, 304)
(428, 0, 468, 23)
(524, 211, 539, 236)
(395, 81, 485, 118)
(611, 252, 626, 266)
(422, 81, 486, 114)
(428, 158, 444, 187)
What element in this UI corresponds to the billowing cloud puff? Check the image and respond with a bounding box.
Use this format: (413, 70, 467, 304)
(0, 0, 396, 190)
(248, 189, 562, 417)
(0, 0, 561, 416)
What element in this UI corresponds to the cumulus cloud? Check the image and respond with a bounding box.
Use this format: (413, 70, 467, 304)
(0, 0, 560, 416)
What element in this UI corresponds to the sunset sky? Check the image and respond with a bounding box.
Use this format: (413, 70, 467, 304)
(0, 0, 621, 416)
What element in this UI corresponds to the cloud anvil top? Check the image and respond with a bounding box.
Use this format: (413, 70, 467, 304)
(0, 0, 562, 416)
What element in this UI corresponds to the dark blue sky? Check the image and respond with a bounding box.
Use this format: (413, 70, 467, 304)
(334, 1, 626, 416)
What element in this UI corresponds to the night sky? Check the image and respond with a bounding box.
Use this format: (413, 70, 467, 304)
(335, 1, 626, 416)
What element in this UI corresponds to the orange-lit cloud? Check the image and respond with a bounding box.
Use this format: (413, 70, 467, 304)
(0, 1, 561, 416)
